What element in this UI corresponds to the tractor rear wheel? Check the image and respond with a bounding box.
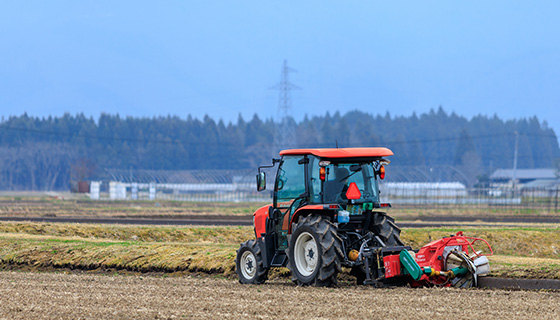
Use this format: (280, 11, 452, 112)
(353, 212, 403, 285)
(369, 212, 403, 246)
(236, 240, 268, 284)
(287, 214, 343, 287)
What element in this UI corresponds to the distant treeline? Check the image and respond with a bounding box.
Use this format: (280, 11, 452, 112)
(0, 108, 558, 190)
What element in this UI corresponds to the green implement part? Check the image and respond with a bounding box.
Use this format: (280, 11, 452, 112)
(450, 266, 469, 278)
(400, 250, 422, 281)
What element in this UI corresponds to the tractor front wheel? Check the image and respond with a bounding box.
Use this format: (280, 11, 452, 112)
(236, 240, 268, 284)
(287, 214, 343, 286)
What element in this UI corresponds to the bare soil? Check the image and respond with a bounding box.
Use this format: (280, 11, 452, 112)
(0, 271, 558, 320)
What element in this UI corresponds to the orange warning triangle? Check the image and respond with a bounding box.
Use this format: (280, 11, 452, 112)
(346, 182, 361, 200)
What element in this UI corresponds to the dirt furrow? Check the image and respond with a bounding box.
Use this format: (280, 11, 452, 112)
(0, 271, 559, 319)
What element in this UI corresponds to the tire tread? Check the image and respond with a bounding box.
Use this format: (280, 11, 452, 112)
(287, 215, 343, 287)
(236, 239, 269, 284)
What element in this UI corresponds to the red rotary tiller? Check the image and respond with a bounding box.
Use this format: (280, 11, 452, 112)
(373, 231, 494, 288)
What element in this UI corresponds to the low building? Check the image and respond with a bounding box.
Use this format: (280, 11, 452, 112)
(490, 168, 557, 184)
(382, 182, 467, 198)
(490, 168, 560, 196)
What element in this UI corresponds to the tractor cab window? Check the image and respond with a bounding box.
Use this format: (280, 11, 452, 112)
(323, 163, 379, 203)
(309, 156, 322, 203)
(275, 156, 306, 208)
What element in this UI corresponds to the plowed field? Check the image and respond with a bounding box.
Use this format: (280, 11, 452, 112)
(0, 271, 558, 320)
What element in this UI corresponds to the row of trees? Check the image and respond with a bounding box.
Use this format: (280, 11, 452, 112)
(0, 108, 558, 190)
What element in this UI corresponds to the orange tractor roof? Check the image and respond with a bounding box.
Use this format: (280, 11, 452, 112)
(279, 147, 393, 158)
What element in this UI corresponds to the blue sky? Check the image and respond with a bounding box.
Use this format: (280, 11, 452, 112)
(1, 1, 559, 136)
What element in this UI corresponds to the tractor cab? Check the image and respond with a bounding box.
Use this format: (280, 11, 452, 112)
(258, 147, 392, 206)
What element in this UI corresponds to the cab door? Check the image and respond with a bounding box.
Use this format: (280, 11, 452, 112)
(274, 155, 306, 249)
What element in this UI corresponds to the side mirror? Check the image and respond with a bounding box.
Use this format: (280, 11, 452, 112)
(256, 172, 266, 191)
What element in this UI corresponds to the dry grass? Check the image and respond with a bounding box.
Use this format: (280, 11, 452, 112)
(0, 222, 253, 276)
(0, 271, 559, 320)
(0, 197, 557, 219)
(0, 235, 237, 276)
(1, 221, 559, 279)
(0, 221, 252, 243)
(489, 255, 560, 279)
(0, 198, 265, 217)
(402, 226, 560, 258)
(390, 206, 559, 218)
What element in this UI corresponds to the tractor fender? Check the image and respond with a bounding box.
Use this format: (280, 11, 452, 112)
(288, 204, 336, 234)
(253, 204, 272, 238)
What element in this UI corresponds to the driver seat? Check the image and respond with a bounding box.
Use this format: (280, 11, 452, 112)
(323, 167, 349, 202)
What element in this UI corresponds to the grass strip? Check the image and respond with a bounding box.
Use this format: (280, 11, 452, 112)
(0, 198, 267, 217)
(1, 197, 558, 218)
(0, 222, 253, 244)
(489, 255, 560, 279)
(402, 226, 560, 259)
(0, 221, 559, 278)
(0, 234, 238, 276)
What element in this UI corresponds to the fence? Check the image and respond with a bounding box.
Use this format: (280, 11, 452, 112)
(381, 184, 560, 212)
(89, 180, 560, 212)
(90, 181, 273, 203)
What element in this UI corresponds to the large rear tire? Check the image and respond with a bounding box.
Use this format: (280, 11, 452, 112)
(236, 240, 269, 284)
(369, 212, 403, 246)
(353, 212, 403, 284)
(287, 214, 343, 287)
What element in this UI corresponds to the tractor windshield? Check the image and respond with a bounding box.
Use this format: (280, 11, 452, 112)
(309, 157, 380, 204)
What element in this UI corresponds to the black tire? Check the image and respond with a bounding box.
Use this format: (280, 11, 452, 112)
(352, 212, 403, 284)
(236, 240, 268, 284)
(369, 212, 403, 246)
(287, 214, 343, 287)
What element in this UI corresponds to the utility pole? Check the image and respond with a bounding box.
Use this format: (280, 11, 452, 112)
(512, 131, 519, 190)
(272, 60, 299, 155)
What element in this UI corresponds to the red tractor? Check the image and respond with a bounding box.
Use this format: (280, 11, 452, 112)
(236, 147, 492, 287)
